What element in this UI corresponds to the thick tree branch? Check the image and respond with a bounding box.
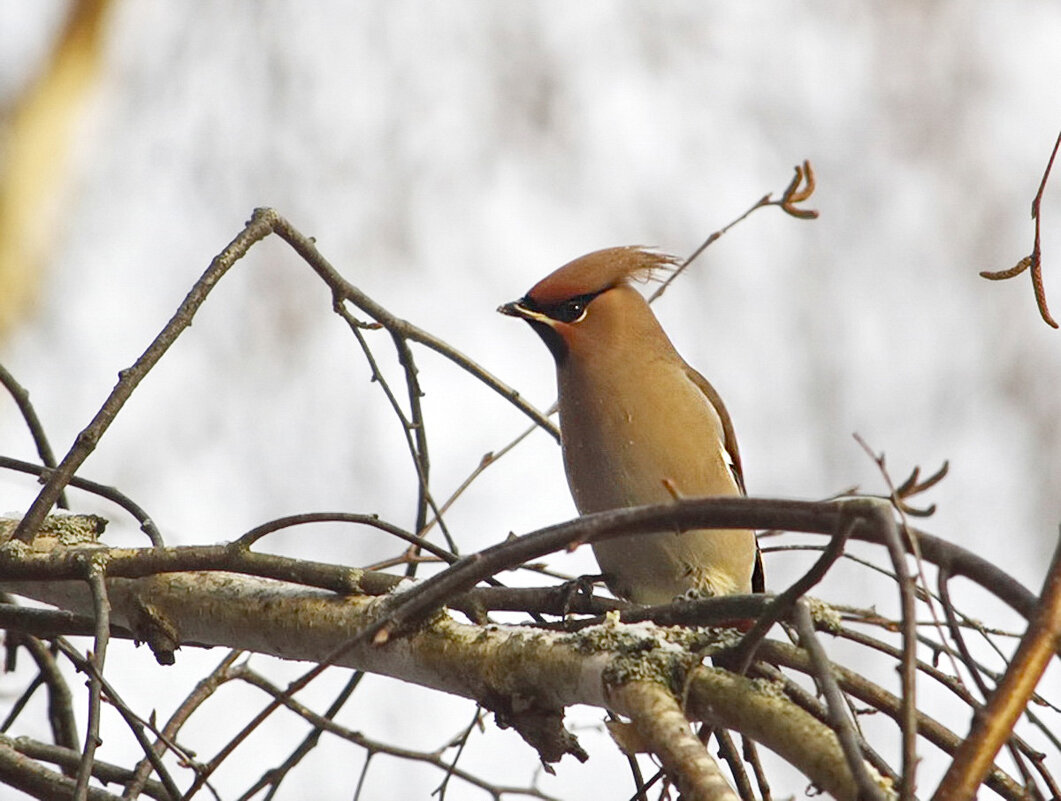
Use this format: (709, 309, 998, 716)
(2, 563, 874, 799)
(609, 680, 738, 801)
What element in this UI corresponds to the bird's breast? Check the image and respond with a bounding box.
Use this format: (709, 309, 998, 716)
(557, 358, 737, 515)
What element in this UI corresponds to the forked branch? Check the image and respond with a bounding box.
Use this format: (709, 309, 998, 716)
(980, 129, 1060, 328)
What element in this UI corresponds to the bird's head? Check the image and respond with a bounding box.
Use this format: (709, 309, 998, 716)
(498, 247, 677, 363)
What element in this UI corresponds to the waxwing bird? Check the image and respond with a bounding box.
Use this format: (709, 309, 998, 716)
(499, 246, 763, 605)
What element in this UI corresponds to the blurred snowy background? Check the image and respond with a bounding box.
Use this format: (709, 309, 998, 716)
(1, 2, 1059, 799)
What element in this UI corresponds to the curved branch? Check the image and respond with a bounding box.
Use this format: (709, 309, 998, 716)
(12, 213, 277, 544)
(756, 640, 1026, 801)
(0, 456, 162, 546)
(0, 364, 68, 509)
(264, 209, 560, 441)
(0, 735, 124, 801)
(2, 565, 883, 800)
(682, 667, 885, 801)
(609, 680, 738, 801)
(933, 533, 1061, 801)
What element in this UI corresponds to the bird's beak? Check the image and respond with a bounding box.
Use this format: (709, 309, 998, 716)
(497, 300, 528, 318)
(498, 300, 556, 327)
(499, 298, 567, 359)
(498, 299, 549, 323)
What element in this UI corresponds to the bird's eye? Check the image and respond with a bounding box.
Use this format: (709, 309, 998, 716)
(554, 299, 585, 323)
(550, 292, 598, 324)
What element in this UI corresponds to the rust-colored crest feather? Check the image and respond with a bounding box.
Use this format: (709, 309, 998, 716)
(526, 247, 678, 305)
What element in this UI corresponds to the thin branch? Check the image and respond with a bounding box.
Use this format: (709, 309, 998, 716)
(332, 304, 457, 559)
(747, 657, 902, 788)
(936, 565, 992, 701)
(388, 328, 436, 559)
(1, 735, 171, 801)
(980, 128, 1060, 328)
(419, 418, 544, 540)
(865, 502, 919, 801)
(233, 511, 452, 563)
(123, 650, 242, 800)
(231, 666, 556, 801)
(236, 671, 365, 801)
(893, 461, 949, 517)
(836, 624, 1056, 792)
(756, 640, 1027, 801)
(729, 514, 854, 673)
(742, 737, 773, 801)
(0, 362, 68, 509)
(933, 530, 1061, 801)
(852, 437, 950, 801)
(711, 729, 755, 801)
(434, 706, 484, 801)
(54, 638, 185, 801)
(0, 456, 163, 546)
(13, 213, 277, 543)
(264, 209, 559, 440)
(0, 735, 124, 801)
(74, 559, 110, 800)
(4, 635, 78, 753)
(792, 600, 888, 801)
(649, 161, 819, 302)
(183, 661, 333, 798)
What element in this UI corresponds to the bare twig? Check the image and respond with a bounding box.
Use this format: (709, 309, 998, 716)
(1, 735, 171, 801)
(434, 706, 484, 801)
(231, 666, 556, 801)
(792, 600, 888, 801)
(892, 461, 949, 517)
(234, 510, 450, 563)
(756, 640, 1026, 801)
(742, 737, 772, 801)
(729, 515, 854, 674)
(12, 208, 558, 550)
(236, 672, 365, 801)
(332, 303, 457, 560)
(123, 650, 242, 800)
(74, 560, 110, 800)
(0, 602, 135, 643)
(933, 531, 1061, 801)
(1, 634, 78, 753)
(837, 624, 1055, 792)
(419, 419, 543, 539)
(936, 566, 992, 700)
(13, 214, 277, 544)
(0, 735, 125, 801)
(711, 729, 756, 801)
(264, 209, 559, 440)
(980, 129, 1060, 328)
(389, 329, 436, 557)
(649, 161, 819, 302)
(853, 437, 954, 800)
(0, 362, 68, 509)
(53, 639, 184, 801)
(864, 501, 918, 801)
(0, 456, 163, 546)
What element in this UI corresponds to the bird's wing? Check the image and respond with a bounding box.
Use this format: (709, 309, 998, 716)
(684, 363, 764, 592)
(682, 364, 745, 495)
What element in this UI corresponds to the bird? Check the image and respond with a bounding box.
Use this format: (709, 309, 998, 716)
(499, 246, 762, 605)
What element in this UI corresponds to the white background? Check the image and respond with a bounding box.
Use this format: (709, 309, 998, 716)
(1, 3, 1059, 799)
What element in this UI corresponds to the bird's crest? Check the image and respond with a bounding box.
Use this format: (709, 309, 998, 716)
(527, 247, 679, 305)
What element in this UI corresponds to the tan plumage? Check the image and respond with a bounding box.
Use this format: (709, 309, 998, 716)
(500, 246, 762, 605)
